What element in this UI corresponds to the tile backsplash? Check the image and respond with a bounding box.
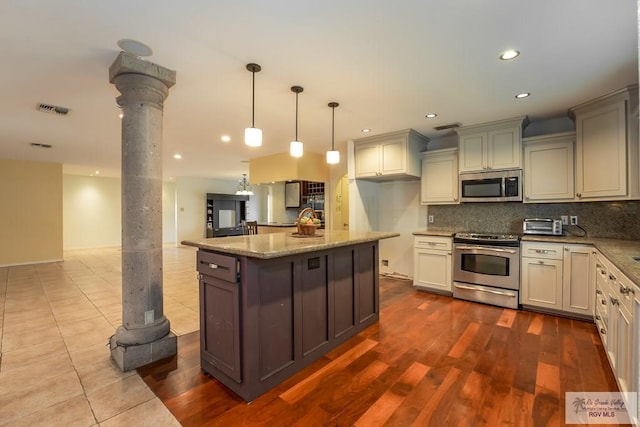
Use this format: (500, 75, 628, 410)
(427, 201, 640, 240)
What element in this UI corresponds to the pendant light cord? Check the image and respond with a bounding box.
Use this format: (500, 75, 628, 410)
(328, 102, 339, 150)
(251, 71, 255, 127)
(295, 92, 299, 140)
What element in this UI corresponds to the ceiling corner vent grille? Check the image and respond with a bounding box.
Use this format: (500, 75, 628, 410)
(37, 103, 70, 116)
(30, 142, 53, 149)
(433, 122, 461, 131)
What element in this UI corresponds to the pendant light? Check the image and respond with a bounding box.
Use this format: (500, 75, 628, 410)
(326, 102, 340, 164)
(244, 63, 262, 147)
(289, 86, 304, 158)
(235, 174, 254, 195)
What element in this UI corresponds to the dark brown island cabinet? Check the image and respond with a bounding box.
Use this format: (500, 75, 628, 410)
(182, 230, 399, 401)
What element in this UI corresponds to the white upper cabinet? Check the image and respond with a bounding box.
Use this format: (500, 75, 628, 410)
(570, 85, 639, 201)
(420, 148, 458, 205)
(456, 116, 528, 173)
(523, 132, 575, 203)
(354, 129, 429, 181)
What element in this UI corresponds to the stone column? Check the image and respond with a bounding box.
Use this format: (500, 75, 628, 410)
(108, 52, 177, 371)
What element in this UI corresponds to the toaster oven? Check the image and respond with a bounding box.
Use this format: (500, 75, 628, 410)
(522, 218, 563, 235)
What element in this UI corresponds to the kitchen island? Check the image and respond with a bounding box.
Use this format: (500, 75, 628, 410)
(182, 230, 399, 401)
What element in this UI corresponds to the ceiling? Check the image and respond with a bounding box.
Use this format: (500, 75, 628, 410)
(0, 1, 637, 180)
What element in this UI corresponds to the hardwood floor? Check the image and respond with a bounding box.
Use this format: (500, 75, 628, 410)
(138, 277, 622, 426)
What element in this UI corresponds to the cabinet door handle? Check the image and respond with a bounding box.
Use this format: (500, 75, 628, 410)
(601, 299, 607, 305)
(600, 328, 606, 335)
(596, 289, 602, 295)
(564, 247, 570, 252)
(538, 260, 544, 264)
(595, 314, 601, 320)
(576, 193, 582, 198)
(610, 296, 619, 306)
(447, 252, 452, 255)
(619, 285, 631, 295)
(609, 273, 616, 281)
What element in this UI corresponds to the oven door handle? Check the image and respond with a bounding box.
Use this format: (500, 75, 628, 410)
(454, 283, 517, 297)
(455, 245, 518, 254)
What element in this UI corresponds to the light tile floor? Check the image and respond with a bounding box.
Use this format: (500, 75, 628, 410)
(0, 245, 199, 426)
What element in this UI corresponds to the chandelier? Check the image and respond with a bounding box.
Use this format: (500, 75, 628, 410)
(235, 174, 254, 196)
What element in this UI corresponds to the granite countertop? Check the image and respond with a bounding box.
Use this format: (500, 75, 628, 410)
(182, 230, 400, 259)
(522, 235, 640, 287)
(412, 230, 455, 237)
(411, 229, 640, 288)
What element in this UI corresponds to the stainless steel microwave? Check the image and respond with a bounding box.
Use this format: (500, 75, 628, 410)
(459, 169, 522, 202)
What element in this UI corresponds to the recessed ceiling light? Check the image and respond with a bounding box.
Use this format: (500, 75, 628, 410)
(425, 113, 438, 118)
(499, 49, 520, 60)
(515, 92, 531, 99)
(361, 128, 371, 133)
(173, 154, 182, 159)
(221, 135, 231, 142)
(117, 39, 153, 57)
(95, 171, 100, 175)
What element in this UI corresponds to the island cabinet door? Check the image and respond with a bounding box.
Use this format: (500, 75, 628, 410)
(332, 247, 356, 338)
(198, 252, 241, 384)
(254, 261, 296, 381)
(300, 253, 330, 358)
(355, 242, 379, 324)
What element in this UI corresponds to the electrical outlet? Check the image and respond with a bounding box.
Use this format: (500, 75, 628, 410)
(428, 215, 434, 223)
(561, 215, 569, 225)
(570, 215, 578, 225)
(144, 309, 154, 325)
(382, 260, 389, 267)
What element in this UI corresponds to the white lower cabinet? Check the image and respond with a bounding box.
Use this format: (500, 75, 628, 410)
(594, 250, 638, 423)
(520, 242, 593, 317)
(413, 235, 452, 294)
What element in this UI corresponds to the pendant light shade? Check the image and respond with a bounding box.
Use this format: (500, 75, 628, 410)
(244, 63, 262, 147)
(326, 102, 340, 164)
(235, 173, 254, 196)
(289, 86, 304, 158)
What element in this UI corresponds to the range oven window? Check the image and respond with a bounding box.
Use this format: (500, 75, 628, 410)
(460, 253, 510, 277)
(461, 178, 502, 198)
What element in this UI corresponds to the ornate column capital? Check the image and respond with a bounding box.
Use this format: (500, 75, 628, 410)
(109, 51, 176, 87)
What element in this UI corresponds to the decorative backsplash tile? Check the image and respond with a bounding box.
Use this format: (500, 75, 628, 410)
(426, 201, 640, 240)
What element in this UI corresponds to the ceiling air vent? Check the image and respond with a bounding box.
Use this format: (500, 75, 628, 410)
(433, 122, 461, 131)
(37, 103, 70, 116)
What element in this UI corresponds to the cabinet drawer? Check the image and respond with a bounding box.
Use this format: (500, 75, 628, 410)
(414, 235, 452, 251)
(595, 301, 608, 329)
(197, 251, 238, 283)
(617, 274, 634, 314)
(594, 310, 607, 339)
(521, 242, 563, 260)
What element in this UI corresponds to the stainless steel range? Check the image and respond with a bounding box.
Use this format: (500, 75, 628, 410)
(453, 232, 521, 309)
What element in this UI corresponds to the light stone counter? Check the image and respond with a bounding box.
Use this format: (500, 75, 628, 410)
(182, 230, 400, 259)
(412, 230, 455, 237)
(521, 235, 640, 289)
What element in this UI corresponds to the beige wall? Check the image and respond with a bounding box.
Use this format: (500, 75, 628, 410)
(63, 175, 178, 249)
(0, 159, 63, 266)
(63, 175, 121, 249)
